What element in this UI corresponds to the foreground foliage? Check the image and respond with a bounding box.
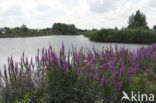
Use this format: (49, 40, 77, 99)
(0, 44, 156, 103)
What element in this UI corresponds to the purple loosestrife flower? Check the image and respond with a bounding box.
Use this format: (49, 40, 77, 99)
(4, 68, 7, 80)
(106, 78, 110, 84)
(112, 51, 116, 58)
(37, 69, 40, 76)
(147, 69, 152, 75)
(128, 59, 133, 66)
(15, 63, 18, 72)
(28, 65, 31, 72)
(26, 57, 28, 65)
(109, 61, 115, 73)
(53, 54, 58, 65)
(63, 63, 68, 71)
(77, 67, 81, 73)
(77, 53, 81, 65)
(100, 74, 105, 87)
(93, 56, 96, 64)
(31, 58, 34, 68)
(100, 80, 104, 87)
(101, 74, 105, 81)
(51, 67, 54, 72)
(91, 66, 96, 72)
(100, 64, 106, 70)
(26, 73, 30, 79)
(120, 67, 124, 77)
(20, 57, 23, 67)
(19, 69, 23, 76)
(89, 72, 93, 78)
(97, 71, 100, 77)
(0, 70, 1, 76)
(118, 58, 123, 67)
(46, 65, 49, 71)
(83, 65, 87, 73)
(113, 73, 116, 83)
(112, 67, 115, 73)
(94, 75, 100, 81)
(128, 68, 136, 75)
(67, 50, 70, 64)
(118, 81, 123, 90)
(104, 56, 108, 63)
(82, 79, 85, 83)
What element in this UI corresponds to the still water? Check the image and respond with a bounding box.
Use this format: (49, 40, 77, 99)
(0, 35, 148, 69)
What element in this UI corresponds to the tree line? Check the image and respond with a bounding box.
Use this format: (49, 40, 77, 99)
(1, 10, 156, 43)
(83, 10, 156, 44)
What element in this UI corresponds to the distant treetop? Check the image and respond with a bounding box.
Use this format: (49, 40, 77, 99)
(128, 10, 149, 29)
(52, 23, 78, 35)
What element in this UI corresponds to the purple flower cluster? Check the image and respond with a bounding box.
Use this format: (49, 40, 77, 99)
(0, 44, 155, 91)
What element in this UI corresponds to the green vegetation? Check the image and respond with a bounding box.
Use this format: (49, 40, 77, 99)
(84, 10, 156, 44)
(0, 25, 53, 38)
(86, 29, 156, 44)
(0, 23, 79, 38)
(52, 23, 78, 35)
(153, 25, 156, 31)
(128, 10, 148, 29)
(1, 44, 156, 103)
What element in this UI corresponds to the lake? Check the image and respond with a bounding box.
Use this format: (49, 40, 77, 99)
(0, 35, 148, 69)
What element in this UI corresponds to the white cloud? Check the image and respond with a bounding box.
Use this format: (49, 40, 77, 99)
(0, 0, 155, 29)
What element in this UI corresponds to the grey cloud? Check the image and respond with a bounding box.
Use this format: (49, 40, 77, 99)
(59, 0, 81, 10)
(36, 3, 51, 12)
(148, 0, 156, 7)
(90, 1, 116, 13)
(1, 5, 23, 16)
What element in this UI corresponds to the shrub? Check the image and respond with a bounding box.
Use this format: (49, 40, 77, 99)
(89, 29, 156, 44)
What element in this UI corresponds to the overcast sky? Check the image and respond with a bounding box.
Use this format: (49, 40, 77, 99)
(0, 0, 155, 29)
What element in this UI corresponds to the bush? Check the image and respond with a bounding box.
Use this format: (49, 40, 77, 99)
(89, 29, 156, 44)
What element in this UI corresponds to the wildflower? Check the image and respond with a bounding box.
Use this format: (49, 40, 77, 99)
(89, 72, 93, 78)
(15, 63, 18, 72)
(50, 67, 54, 72)
(120, 67, 124, 77)
(4, 68, 7, 80)
(83, 66, 87, 73)
(19, 69, 23, 76)
(100, 64, 106, 70)
(100, 80, 104, 87)
(106, 78, 110, 84)
(77, 67, 81, 73)
(46, 66, 49, 71)
(147, 69, 152, 75)
(101, 74, 105, 81)
(113, 73, 116, 83)
(91, 66, 96, 72)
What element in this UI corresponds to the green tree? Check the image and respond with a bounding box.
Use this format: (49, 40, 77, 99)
(128, 10, 149, 29)
(20, 24, 28, 32)
(153, 25, 156, 31)
(52, 23, 78, 35)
